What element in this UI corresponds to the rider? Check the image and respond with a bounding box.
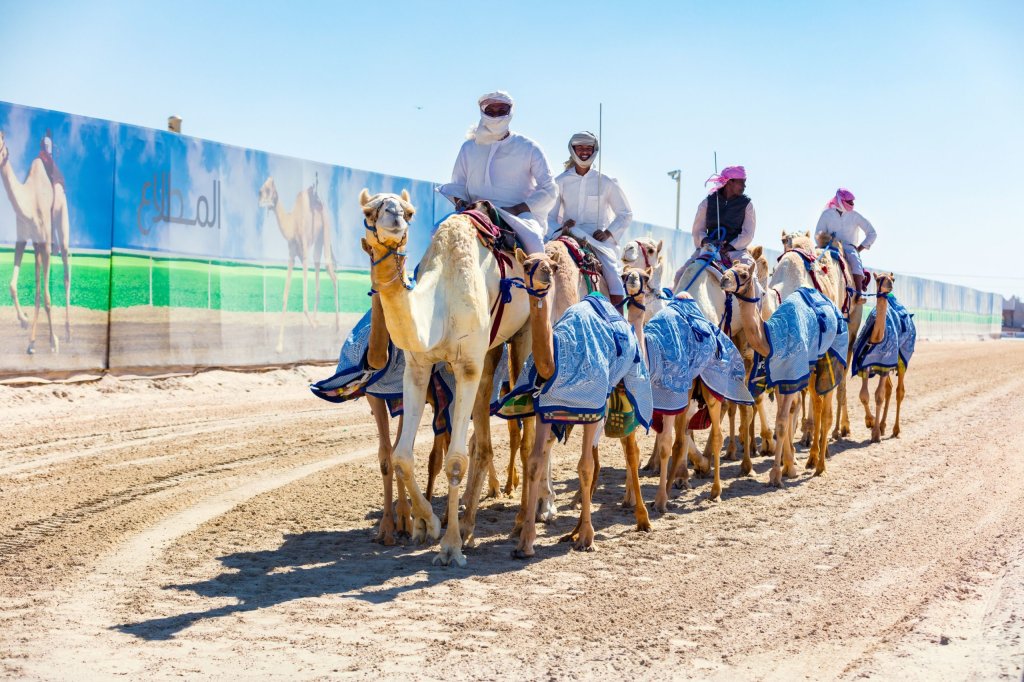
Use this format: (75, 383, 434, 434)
(437, 91, 557, 256)
(814, 188, 876, 299)
(688, 165, 756, 268)
(548, 131, 633, 310)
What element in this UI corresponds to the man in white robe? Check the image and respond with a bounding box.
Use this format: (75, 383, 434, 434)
(547, 131, 633, 308)
(814, 188, 877, 296)
(436, 91, 557, 255)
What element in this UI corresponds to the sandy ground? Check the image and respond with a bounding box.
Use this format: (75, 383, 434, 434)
(0, 341, 1021, 680)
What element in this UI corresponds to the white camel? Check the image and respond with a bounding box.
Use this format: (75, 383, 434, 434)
(360, 189, 531, 567)
(621, 237, 667, 318)
(0, 131, 71, 354)
(259, 176, 339, 353)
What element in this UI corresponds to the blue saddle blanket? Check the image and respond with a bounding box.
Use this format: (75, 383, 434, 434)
(749, 287, 849, 396)
(499, 294, 652, 429)
(645, 298, 753, 413)
(850, 294, 916, 378)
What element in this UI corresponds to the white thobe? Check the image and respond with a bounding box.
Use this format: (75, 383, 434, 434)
(688, 196, 758, 267)
(814, 208, 876, 276)
(437, 133, 557, 255)
(547, 168, 633, 296)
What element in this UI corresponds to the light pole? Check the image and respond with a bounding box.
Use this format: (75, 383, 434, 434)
(667, 170, 681, 230)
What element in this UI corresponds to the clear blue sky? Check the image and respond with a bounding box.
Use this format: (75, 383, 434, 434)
(3, 0, 1023, 298)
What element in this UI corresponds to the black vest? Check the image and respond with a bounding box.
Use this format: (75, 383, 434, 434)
(704, 191, 750, 245)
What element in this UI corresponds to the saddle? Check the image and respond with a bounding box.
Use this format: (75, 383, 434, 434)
(461, 200, 520, 254)
(555, 235, 603, 292)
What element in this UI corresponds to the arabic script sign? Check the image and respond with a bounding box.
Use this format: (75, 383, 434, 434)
(137, 172, 220, 235)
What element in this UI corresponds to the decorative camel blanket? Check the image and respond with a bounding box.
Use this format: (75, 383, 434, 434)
(850, 294, 916, 378)
(497, 294, 653, 431)
(748, 287, 849, 396)
(644, 298, 753, 414)
(309, 308, 457, 435)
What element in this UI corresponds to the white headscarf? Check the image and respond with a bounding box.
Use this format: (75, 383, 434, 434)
(467, 91, 514, 145)
(568, 131, 599, 168)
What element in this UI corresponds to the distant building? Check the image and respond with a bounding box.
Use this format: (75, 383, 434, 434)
(1003, 296, 1024, 329)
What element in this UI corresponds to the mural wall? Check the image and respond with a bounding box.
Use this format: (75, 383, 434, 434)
(0, 100, 1003, 378)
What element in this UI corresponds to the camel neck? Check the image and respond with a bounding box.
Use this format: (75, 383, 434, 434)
(527, 294, 555, 380)
(870, 292, 889, 344)
(0, 158, 27, 221)
(736, 285, 769, 356)
(273, 200, 293, 240)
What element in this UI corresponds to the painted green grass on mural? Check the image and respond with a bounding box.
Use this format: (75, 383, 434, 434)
(0, 250, 111, 311)
(109, 254, 371, 313)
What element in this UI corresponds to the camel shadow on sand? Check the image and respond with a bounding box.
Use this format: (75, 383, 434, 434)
(116, 434, 876, 641)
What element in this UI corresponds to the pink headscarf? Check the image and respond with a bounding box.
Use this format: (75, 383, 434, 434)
(705, 166, 746, 195)
(826, 188, 855, 213)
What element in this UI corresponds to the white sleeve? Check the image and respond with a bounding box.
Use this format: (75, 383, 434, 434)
(525, 145, 557, 217)
(691, 199, 708, 250)
(814, 210, 831, 239)
(604, 178, 633, 243)
(858, 213, 877, 249)
(731, 202, 756, 250)
(547, 182, 564, 236)
(438, 143, 470, 203)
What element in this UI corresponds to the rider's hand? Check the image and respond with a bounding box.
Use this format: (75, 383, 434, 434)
(502, 202, 530, 216)
(593, 229, 612, 242)
(856, 244, 865, 252)
(453, 197, 467, 211)
(562, 219, 576, 230)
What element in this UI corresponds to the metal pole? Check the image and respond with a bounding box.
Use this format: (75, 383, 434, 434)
(674, 173, 681, 230)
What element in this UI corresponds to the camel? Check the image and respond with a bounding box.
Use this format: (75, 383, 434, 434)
(259, 176, 339, 353)
(360, 190, 531, 567)
(621, 237, 667, 318)
(850, 272, 916, 442)
(772, 230, 849, 446)
(0, 131, 71, 354)
(506, 256, 651, 557)
(311, 284, 453, 546)
(724, 262, 848, 486)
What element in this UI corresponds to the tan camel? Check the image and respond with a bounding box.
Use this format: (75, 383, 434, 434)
(728, 262, 845, 485)
(854, 272, 912, 442)
(0, 131, 71, 353)
(259, 176, 339, 353)
(772, 230, 848, 447)
(511, 253, 651, 557)
(621, 237, 667, 318)
(361, 190, 531, 566)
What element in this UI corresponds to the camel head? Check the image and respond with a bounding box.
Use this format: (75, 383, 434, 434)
(622, 264, 656, 306)
(781, 229, 813, 252)
(360, 188, 415, 249)
(258, 177, 278, 210)
(720, 262, 757, 298)
(621, 238, 663, 268)
(751, 245, 771, 286)
(874, 271, 895, 295)
(515, 248, 558, 297)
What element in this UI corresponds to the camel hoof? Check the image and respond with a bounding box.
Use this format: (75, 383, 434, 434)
(50, 337, 59, 354)
(432, 545, 466, 567)
(709, 487, 721, 502)
(537, 501, 557, 525)
(672, 478, 691, 491)
(892, 427, 900, 438)
(26, 342, 35, 355)
(740, 462, 752, 477)
(510, 547, 534, 560)
(274, 342, 284, 354)
(573, 534, 595, 552)
(18, 317, 29, 330)
(805, 458, 815, 470)
(636, 520, 653, 533)
(558, 531, 578, 544)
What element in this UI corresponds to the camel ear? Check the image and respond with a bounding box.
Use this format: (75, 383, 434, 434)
(644, 266, 654, 277)
(515, 247, 528, 264)
(550, 261, 559, 274)
(359, 189, 372, 207)
(803, 230, 810, 238)
(360, 237, 373, 255)
(656, 239, 664, 254)
(401, 189, 411, 203)
(780, 229, 786, 238)
(750, 245, 763, 259)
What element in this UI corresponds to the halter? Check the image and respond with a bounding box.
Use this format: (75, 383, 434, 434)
(363, 218, 413, 291)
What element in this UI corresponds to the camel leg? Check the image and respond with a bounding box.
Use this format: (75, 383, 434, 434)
(9, 240, 29, 328)
(641, 432, 660, 473)
(705, 389, 724, 501)
(892, 368, 906, 438)
(654, 413, 675, 512)
(276, 257, 295, 353)
(301, 256, 314, 327)
(561, 422, 600, 551)
(367, 396, 397, 545)
(871, 376, 886, 442)
(459, 346, 503, 547)
(390, 358, 440, 545)
(513, 419, 552, 559)
(805, 373, 821, 472)
(504, 418, 521, 495)
(880, 375, 893, 437)
(312, 255, 322, 326)
(860, 374, 875, 429)
(618, 430, 651, 532)
(511, 415, 535, 537)
(800, 388, 813, 447)
(425, 431, 448, 501)
(769, 394, 796, 487)
(815, 390, 834, 476)
(389, 413, 412, 536)
(739, 402, 754, 476)
(41, 247, 56, 353)
(756, 393, 775, 456)
(724, 402, 738, 461)
(54, 195, 72, 341)
(832, 373, 847, 441)
(538, 433, 558, 523)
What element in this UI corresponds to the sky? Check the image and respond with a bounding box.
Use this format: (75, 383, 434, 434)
(2, 0, 1023, 298)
